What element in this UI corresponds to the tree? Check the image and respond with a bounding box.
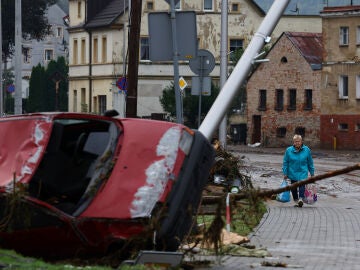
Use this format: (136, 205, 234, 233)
(27, 57, 68, 112)
(45, 57, 68, 111)
(159, 82, 220, 129)
(27, 64, 46, 112)
(2, 0, 56, 59)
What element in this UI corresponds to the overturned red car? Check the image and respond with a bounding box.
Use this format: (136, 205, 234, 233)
(0, 112, 214, 258)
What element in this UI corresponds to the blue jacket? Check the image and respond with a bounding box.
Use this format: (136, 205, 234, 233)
(282, 144, 314, 181)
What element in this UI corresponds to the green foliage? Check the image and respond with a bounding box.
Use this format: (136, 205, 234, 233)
(159, 82, 220, 128)
(27, 57, 68, 113)
(1, 0, 56, 59)
(28, 64, 46, 112)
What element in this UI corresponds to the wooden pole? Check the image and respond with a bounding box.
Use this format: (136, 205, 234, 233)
(126, 0, 142, 118)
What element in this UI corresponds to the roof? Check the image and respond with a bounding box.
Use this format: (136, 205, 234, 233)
(85, 0, 128, 29)
(252, 0, 360, 16)
(284, 32, 323, 70)
(321, 5, 360, 14)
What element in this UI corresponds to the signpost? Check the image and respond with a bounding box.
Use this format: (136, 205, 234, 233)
(116, 76, 128, 93)
(189, 49, 215, 127)
(148, 4, 197, 124)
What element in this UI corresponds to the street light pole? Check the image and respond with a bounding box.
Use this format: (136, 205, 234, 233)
(14, 0, 22, 114)
(0, 0, 3, 117)
(219, 0, 228, 148)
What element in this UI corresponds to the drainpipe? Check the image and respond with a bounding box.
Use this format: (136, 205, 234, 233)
(88, 30, 92, 112)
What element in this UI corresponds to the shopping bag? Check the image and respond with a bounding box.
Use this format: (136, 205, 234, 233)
(304, 184, 318, 204)
(276, 180, 291, 202)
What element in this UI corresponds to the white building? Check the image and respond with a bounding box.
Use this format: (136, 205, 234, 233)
(68, 0, 329, 117)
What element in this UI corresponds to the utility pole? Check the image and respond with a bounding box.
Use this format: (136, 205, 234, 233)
(219, 0, 228, 148)
(0, 0, 3, 117)
(14, 0, 22, 114)
(126, 0, 142, 118)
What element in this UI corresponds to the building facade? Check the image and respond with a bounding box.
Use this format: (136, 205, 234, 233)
(7, 2, 69, 99)
(320, 6, 360, 150)
(67, 0, 324, 117)
(246, 32, 323, 148)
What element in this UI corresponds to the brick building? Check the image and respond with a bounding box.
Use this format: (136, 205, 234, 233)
(246, 32, 323, 148)
(320, 6, 360, 150)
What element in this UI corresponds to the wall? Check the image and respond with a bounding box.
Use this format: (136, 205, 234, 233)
(247, 34, 321, 148)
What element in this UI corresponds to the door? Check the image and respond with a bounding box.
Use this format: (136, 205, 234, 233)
(252, 115, 261, 144)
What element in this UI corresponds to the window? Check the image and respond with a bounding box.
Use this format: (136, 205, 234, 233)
(175, 0, 181, 10)
(81, 88, 87, 112)
(77, 1, 82, 18)
(276, 127, 286, 138)
(304, 89, 313, 110)
(93, 37, 98, 63)
(339, 26, 349, 46)
(231, 3, 239, 12)
(146, 1, 154, 10)
(357, 26, 360, 45)
(140, 37, 150, 61)
(56, 27, 63, 38)
(295, 127, 305, 138)
(338, 123, 348, 131)
(356, 123, 360, 131)
(203, 0, 213, 11)
(102, 36, 107, 63)
(339, 75, 348, 99)
(73, 39, 78, 64)
(275, 89, 284, 111)
(23, 47, 31, 64)
(44, 49, 54, 61)
(81, 39, 86, 64)
(73, 90, 78, 112)
(98, 95, 107, 115)
(356, 75, 360, 99)
(288, 89, 296, 110)
(258, 89, 266, 111)
(229, 39, 243, 61)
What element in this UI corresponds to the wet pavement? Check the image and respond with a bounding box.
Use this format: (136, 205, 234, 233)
(189, 145, 360, 270)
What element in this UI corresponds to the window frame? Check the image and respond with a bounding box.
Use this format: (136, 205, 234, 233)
(44, 49, 54, 62)
(275, 89, 284, 111)
(288, 89, 297, 110)
(203, 0, 213, 11)
(23, 47, 31, 64)
(356, 75, 360, 99)
(304, 89, 313, 110)
(339, 26, 349, 46)
(258, 89, 267, 111)
(146, 1, 154, 11)
(339, 75, 349, 99)
(357, 26, 360, 45)
(140, 37, 150, 61)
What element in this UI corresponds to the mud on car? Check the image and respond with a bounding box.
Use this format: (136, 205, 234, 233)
(0, 112, 214, 258)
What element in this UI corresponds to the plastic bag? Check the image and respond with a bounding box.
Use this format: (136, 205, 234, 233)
(304, 184, 318, 204)
(276, 180, 291, 202)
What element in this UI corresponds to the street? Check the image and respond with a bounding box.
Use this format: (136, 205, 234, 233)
(193, 146, 360, 270)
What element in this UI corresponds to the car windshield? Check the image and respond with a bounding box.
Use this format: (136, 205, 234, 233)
(29, 118, 119, 215)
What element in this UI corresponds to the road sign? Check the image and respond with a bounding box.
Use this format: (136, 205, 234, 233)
(6, 84, 15, 93)
(191, 76, 211, 96)
(116, 77, 127, 91)
(189, 49, 215, 76)
(179, 77, 187, 90)
(148, 11, 197, 61)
